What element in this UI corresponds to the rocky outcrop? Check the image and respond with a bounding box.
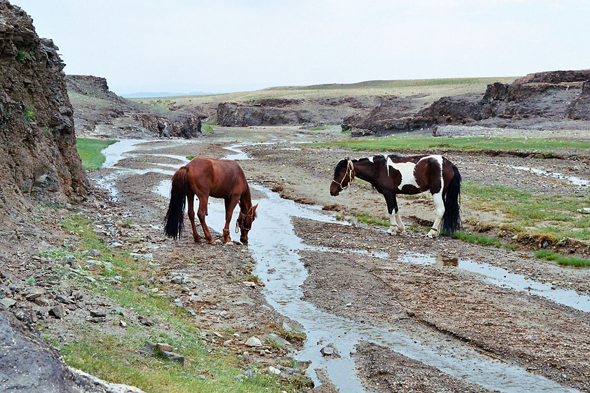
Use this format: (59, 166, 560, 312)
(0, 308, 145, 393)
(217, 96, 383, 127)
(346, 70, 590, 136)
(0, 1, 87, 217)
(133, 113, 201, 138)
(217, 101, 314, 126)
(567, 80, 590, 120)
(66, 75, 202, 138)
(342, 96, 467, 136)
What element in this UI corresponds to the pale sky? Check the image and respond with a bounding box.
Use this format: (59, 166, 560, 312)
(12, 0, 590, 96)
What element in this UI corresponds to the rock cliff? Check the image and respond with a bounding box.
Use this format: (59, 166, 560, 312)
(0, 0, 87, 221)
(66, 75, 202, 138)
(216, 96, 383, 127)
(344, 70, 590, 136)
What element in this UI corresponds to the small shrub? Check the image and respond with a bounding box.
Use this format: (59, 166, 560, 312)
(16, 50, 29, 62)
(24, 106, 35, 124)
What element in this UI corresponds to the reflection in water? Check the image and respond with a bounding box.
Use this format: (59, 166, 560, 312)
(437, 255, 459, 267)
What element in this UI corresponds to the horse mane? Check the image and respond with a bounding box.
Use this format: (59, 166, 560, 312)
(333, 159, 349, 178)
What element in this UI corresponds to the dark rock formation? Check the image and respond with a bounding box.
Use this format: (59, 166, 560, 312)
(0, 308, 144, 393)
(217, 101, 314, 126)
(217, 96, 383, 127)
(65, 75, 202, 138)
(0, 308, 79, 393)
(133, 113, 201, 138)
(0, 1, 88, 218)
(345, 70, 590, 136)
(343, 96, 448, 136)
(567, 80, 590, 120)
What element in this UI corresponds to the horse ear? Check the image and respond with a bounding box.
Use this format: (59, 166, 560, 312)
(253, 203, 258, 217)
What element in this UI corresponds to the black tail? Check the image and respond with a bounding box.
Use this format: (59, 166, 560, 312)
(164, 167, 189, 239)
(442, 165, 461, 235)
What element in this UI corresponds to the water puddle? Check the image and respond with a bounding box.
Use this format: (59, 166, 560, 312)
(100, 140, 582, 393)
(400, 252, 590, 313)
(499, 164, 589, 189)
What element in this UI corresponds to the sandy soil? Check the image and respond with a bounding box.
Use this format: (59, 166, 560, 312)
(4, 125, 590, 392)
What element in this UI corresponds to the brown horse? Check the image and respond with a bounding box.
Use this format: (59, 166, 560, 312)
(330, 154, 461, 237)
(164, 158, 258, 245)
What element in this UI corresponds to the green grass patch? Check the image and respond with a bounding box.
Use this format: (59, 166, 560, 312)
(77, 138, 117, 171)
(202, 120, 217, 134)
(319, 135, 590, 153)
(40, 214, 303, 392)
(354, 213, 390, 227)
(309, 126, 327, 131)
(534, 250, 590, 267)
(452, 232, 517, 249)
(462, 182, 590, 241)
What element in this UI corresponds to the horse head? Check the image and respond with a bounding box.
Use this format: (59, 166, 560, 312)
(330, 158, 355, 196)
(237, 203, 258, 245)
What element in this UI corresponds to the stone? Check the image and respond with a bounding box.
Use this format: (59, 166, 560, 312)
(156, 343, 173, 352)
(263, 333, 291, 347)
(49, 305, 65, 319)
(89, 249, 102, 257)
(89, 310, 106, 318)
(268, 366, 281, 375)
(160, 351, 185, 365)
(0, 298, 16, 308)
(170, 276, 183, 284)
(139, 316, 154, 326)
(245, 336, 262, 347)
(320, 344, 341, 358)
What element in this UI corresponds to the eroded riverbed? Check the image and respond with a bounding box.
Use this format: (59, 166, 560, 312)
(95, 135, 590, 392)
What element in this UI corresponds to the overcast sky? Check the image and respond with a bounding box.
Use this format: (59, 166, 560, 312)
(13, 0, 590, 96)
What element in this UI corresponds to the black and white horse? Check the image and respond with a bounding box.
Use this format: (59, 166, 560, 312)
(330, 154, 461, 237)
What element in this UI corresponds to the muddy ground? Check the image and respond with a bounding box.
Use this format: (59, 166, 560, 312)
(5, 125, 590, 392)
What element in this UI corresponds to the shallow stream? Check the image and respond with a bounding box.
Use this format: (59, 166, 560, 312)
(98, 139, 585, 393)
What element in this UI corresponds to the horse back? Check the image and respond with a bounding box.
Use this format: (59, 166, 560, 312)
(186, 158, 248, 198)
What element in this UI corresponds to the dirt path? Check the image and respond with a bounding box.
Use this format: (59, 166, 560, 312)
(86, 126, 590, 392)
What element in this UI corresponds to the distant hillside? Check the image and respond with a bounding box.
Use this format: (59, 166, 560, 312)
(66, 75, 203, 139)
(121, 91, 213, 99)
(135, 77, 518, 129)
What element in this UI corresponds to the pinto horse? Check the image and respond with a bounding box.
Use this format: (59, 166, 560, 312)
(164, 158, 258, 245)
(330, 154, 461, 237)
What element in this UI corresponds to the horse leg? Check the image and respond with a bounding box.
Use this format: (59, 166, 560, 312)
(384, 192, 404, 234)
(197, 196, 214, 244)
(222, 197, 239, 243)
(427, 191, 445, 238)
(186, 191, 201, 242)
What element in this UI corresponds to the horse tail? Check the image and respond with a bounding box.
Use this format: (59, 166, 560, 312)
(442, 164, 461, 235)
(164, 166, 189, 239)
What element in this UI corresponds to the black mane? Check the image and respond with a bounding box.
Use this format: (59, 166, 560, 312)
(333, 159, 349, 178)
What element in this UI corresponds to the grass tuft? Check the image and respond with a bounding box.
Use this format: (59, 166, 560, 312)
(534, 249, 590, 267)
